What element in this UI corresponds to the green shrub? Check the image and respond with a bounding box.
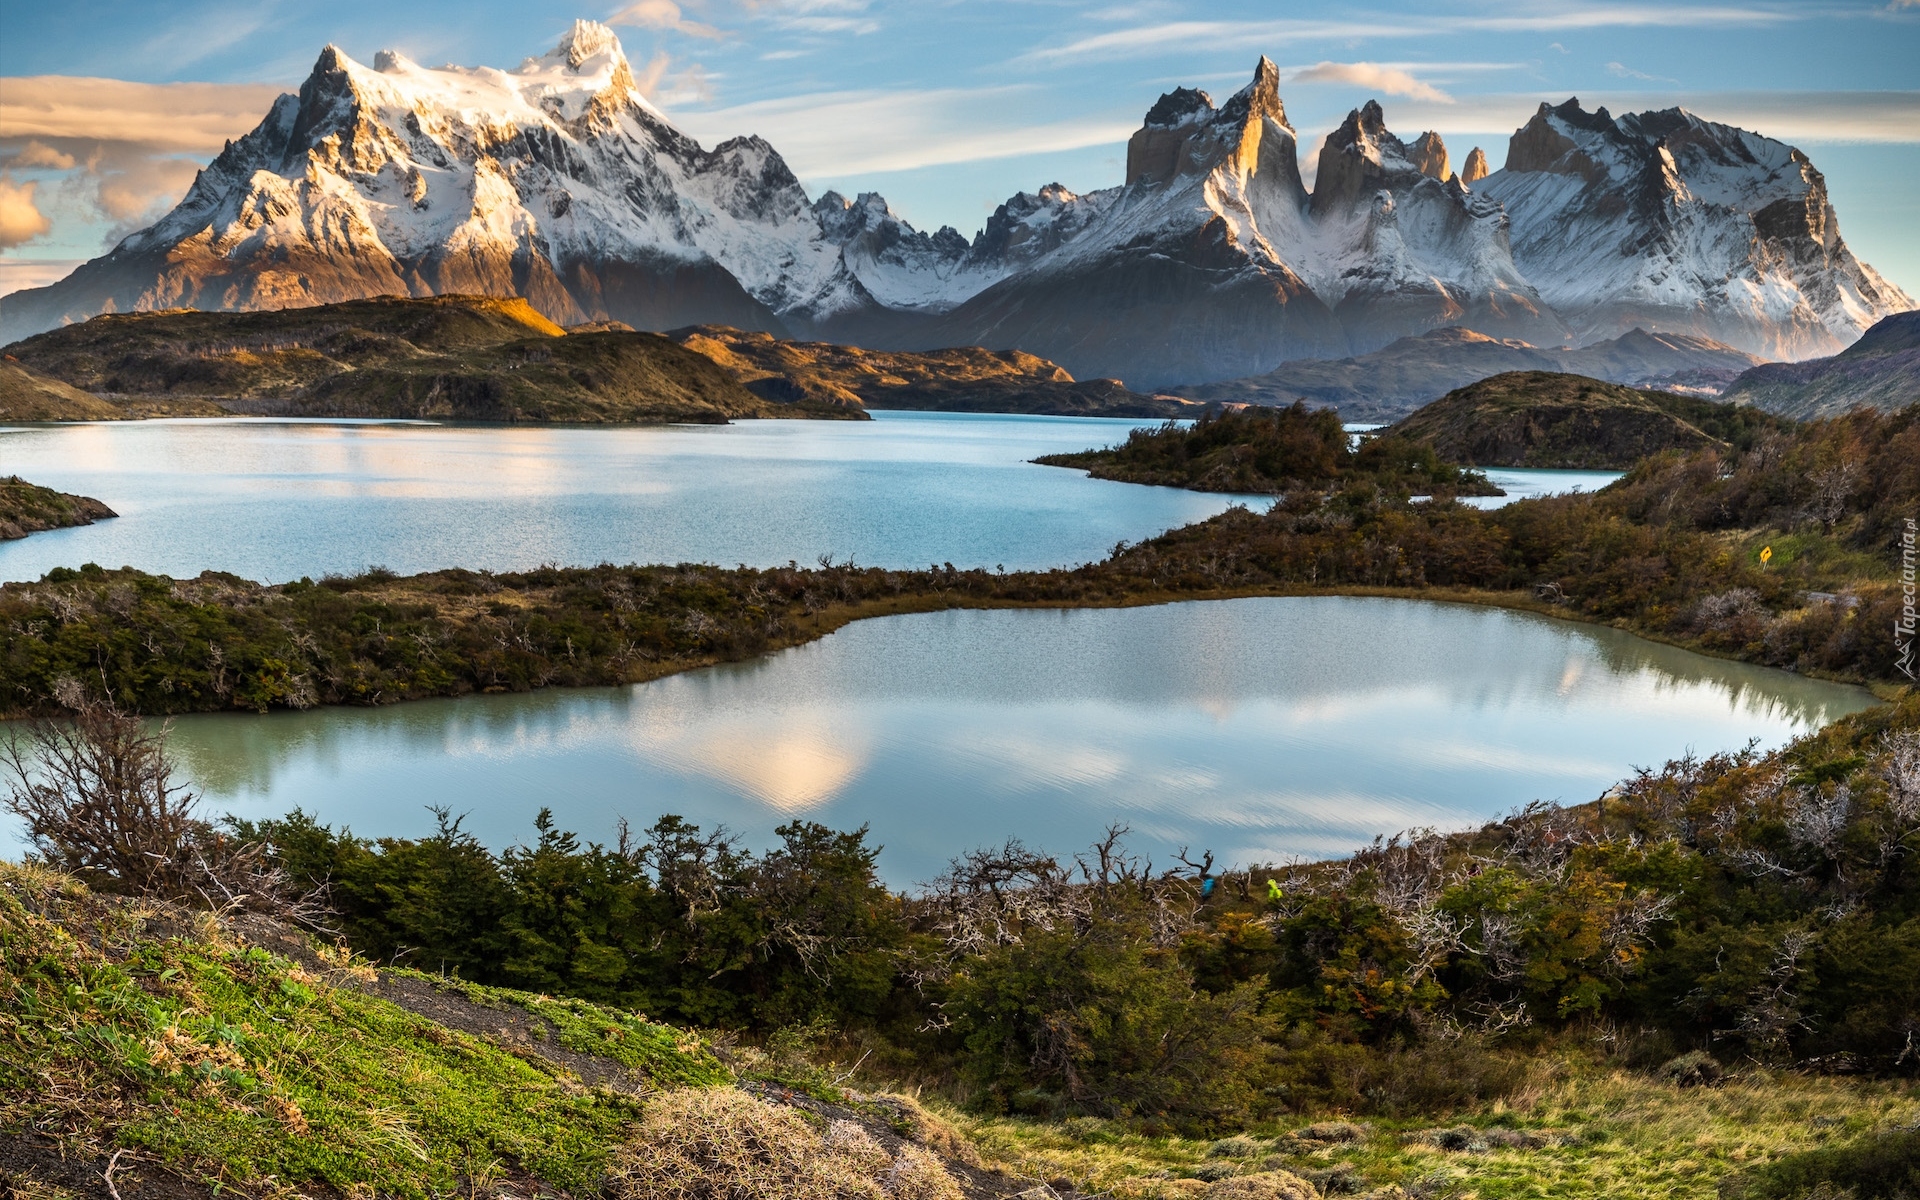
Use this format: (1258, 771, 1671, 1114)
(1722, 1128, 1920, 1200)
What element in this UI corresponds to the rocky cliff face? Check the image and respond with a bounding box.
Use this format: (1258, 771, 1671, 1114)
(1476, 99, 1910, 359)
(918, 64, 1567, 387)
(2, 32, 1909, 388)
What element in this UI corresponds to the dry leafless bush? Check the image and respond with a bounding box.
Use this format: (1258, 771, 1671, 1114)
(606, 1087, 962, 1200)
(1, 694, 326, 925)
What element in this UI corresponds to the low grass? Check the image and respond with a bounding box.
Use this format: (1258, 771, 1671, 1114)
(0, 861, 695, 1196)
(950, 1064, 1919, 1199)
(409, 971, 729, 1088)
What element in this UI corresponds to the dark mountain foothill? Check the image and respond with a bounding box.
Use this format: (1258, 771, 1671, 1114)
(1387, 371, 1794, 469)
(668, 326, 1202, 417)
(1721, 310, 1920, 418)
(1, 296, 853, 424)
(1175, 326, 1766, 422)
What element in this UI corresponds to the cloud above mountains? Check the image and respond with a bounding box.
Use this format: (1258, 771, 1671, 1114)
(0, 77, 284, 253)
(1290, 62, 1453, 104)
(0, 77, 286, 152)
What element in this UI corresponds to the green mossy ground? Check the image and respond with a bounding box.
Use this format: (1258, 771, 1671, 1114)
(0, 862, 721, 1195)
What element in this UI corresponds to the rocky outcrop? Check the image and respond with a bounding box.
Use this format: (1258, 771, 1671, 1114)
(0, 477, 117, 540)
(1460, 147, 1490, 185)
(1409, 131, 1450, 180)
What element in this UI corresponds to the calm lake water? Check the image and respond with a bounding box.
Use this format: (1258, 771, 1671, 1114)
(139, 597, 1873, 885)
(0, 413, 1250, 583)
(1466, 466, 1623, 508)
(0, 414, 1625, 584)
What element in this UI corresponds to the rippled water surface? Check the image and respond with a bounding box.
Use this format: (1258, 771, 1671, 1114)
(0, 413, 1250, 583)
(146, 597, 1874, 884)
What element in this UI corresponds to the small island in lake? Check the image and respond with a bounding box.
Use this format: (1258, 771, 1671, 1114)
(1035, 403, 1503, 496)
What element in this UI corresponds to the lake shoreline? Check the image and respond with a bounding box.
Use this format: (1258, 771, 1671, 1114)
(0, 568, 1897, 723)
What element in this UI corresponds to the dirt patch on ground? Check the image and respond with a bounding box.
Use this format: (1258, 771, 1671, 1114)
(359, 972, 664, 1097)
(1, 1134, 233, 1199)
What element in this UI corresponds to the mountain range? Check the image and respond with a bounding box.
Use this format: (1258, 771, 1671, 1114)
(0, 20, 1909, 390)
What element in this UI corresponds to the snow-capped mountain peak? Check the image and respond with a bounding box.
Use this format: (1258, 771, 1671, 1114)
(1478, 98, 1911, 356)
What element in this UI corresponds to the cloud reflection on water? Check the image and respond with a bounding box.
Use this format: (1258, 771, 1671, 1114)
(127, 597, 1879, 885)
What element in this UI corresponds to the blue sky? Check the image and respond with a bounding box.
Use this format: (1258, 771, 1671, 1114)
(1, 0, 1916, 298)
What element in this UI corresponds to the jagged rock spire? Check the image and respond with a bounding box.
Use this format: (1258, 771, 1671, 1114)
(1409, 131, 1449, 181)
(1125, 58, 1295, 187)
(1461, 147, 1490, 184)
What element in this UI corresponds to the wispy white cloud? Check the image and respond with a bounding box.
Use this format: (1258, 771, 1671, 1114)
(1606, 60, 1679, 84)
(1022, 7, 1802, 64)
(632, 51, 716, 106)
(0, 77, 286, 247)
(609, 0, 727, 40)
(9, 141, 78, 170)
(131, 6, 275, 69)
(1291, 62, 1453, 104)
(0, 257, 83, 299)
(0, 77, 286, 153)
(672, 85, 1137, 176)
(739, 0, 880, 36)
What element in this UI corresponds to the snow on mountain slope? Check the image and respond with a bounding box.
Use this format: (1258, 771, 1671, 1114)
(918, 62, 1564, 388)
(1476, 99, 1911, 360)
(0, 22, 945, 340)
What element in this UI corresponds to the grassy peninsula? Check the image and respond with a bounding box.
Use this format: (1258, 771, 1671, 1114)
(0, 476, 116, 542)
(1035, 404, 1503, 496)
